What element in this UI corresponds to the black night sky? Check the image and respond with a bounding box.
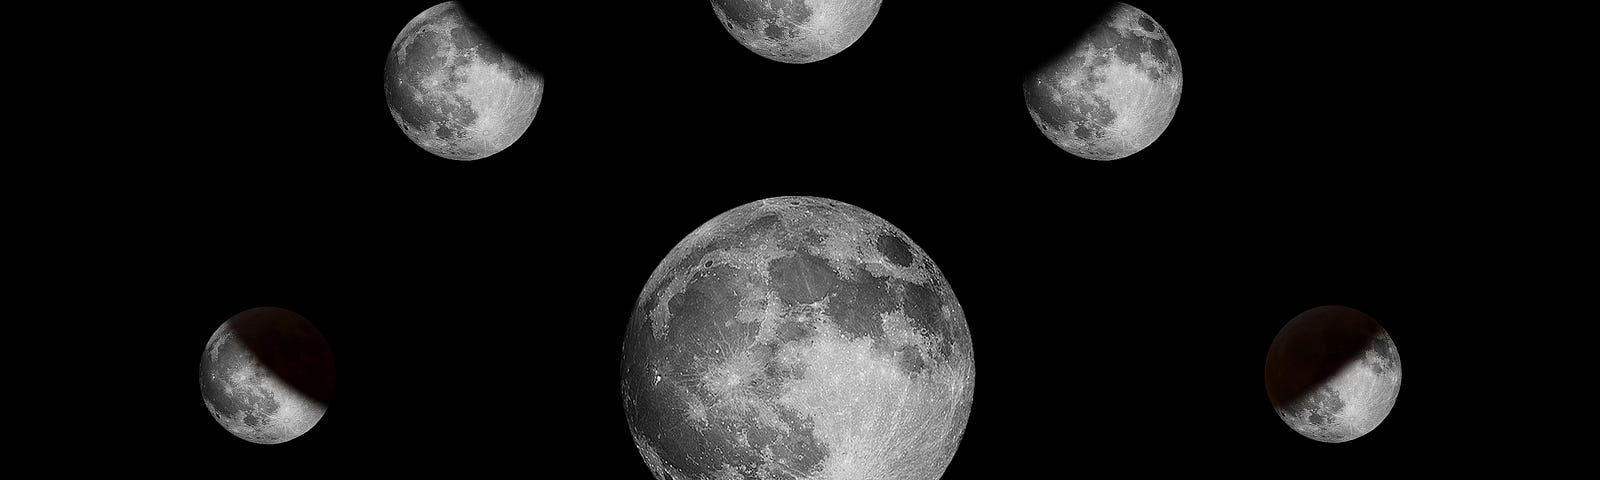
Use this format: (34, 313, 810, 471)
(49, 0, 1572, 477)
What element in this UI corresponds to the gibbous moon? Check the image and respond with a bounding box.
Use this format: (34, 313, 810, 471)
(1023, 2, 1182, 160)
(622, 196, 974, 479)
(1264, 306, 1401, 443)
(199, 307, 335, 444)
(384, 1, 544, 160)
(709, 0, 883, 63)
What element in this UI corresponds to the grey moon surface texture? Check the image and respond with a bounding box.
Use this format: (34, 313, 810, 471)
(1023, 2, 1182, 160)
(622, 196, 974, 479)
(709, 0, 883, 64)
(199, 307, 335, 444)
(1264, 305, 1401, 443)
(384, 1, 544, 160)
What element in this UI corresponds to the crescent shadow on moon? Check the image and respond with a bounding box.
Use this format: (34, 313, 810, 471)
(1019, 7, 1097, 77)
(441, 3, 531, 67)
(1263, 306, 1389, 415)
(215, 308, 337, 406)
(1019, 2, 1131, 78)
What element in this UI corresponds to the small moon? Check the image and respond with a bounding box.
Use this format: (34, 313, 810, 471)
(384, 1, 545, 160)
(199, 307, 335, 444)
(1264, 306, 1401, 443)
(1023, 2, 1182, 160)
(709, 0, 883, 64)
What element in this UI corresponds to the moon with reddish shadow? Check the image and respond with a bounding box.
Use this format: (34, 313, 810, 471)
(1265, 305, 1402, 443)
(199, 307, 335, 444)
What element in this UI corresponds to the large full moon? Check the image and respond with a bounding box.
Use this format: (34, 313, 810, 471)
(384, 1, 544, 161)
(199, 307, 335, 444)
(1264, 306, 1401, 443)
(622, 196, 974, 479)
(1023, 2, 1182, 160)
(709, 0, 883, 63)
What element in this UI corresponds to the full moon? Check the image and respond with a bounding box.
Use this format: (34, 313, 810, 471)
(709, 0, 883, 63)
(1023, 2, 1182, 160)
(622, 196, 974, 479)
(199, 307, 335, 444)
(384, 1, 544, 161)
(1264, 306, 1401, 443)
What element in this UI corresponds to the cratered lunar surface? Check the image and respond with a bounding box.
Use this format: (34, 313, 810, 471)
(384, 1, 544, 160)
(1264, 305, 1401, 443)
(709, 0, 883, 63)
(1024, 2, 1182, 160)
(199, 307, 335, 444)
(622, 196, 974, 479)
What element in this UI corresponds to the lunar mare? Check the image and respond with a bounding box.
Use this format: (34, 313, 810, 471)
(384, 1, 543, 160)
(710, 0, 882, 63)
(1024, 2, 1182, 160)
(199, 307, 335, 444)
(1265, 306, 1401, 443)
(622, 196, 974, 479)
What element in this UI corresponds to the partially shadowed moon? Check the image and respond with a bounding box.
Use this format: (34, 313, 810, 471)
(1265, 306, 1401, 443)
(1024, 2, 1182, 160)
(710, 0, 883, 63)
(199, 307, 335, 444)
(384, 1, 544, 160)
(622, 196, 974, 479)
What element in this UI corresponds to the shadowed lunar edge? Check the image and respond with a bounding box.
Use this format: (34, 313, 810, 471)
(1023, 2, 1182, 160)
(199, 307, 335, 444)
(1265, 306, 1402, 443)
(384, 1, 543, 161)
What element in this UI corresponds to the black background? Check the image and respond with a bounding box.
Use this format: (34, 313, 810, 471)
(59, 0, 1565, 476)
